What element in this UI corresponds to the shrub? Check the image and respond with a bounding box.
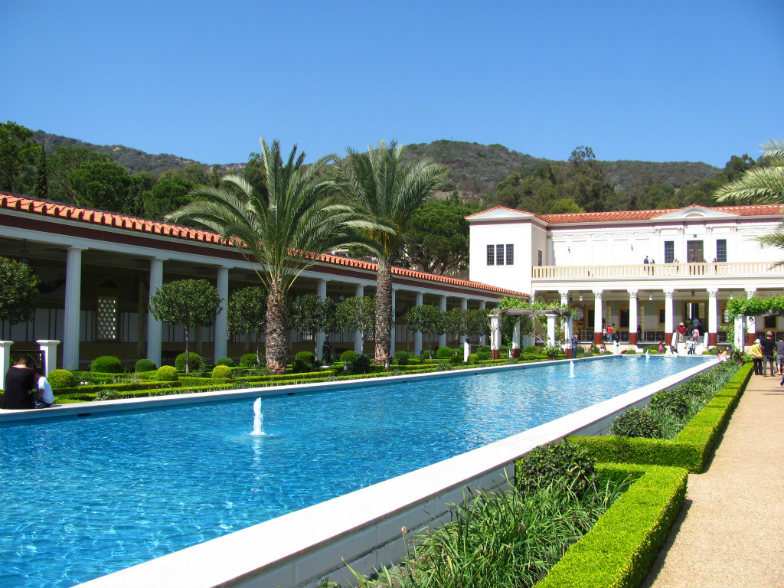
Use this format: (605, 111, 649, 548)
(436, 346, 454, 360)
(134, 358, 157, 373)
(393, 350, 410, 366)
(610, 409, 662, 438)
(348, 353, 371, 374)
(339, 349, 357, 363)
(499, 345, 509, 357)
(156, 365, 178, 381)
(215, 356, 234, 367)
(478, 345, 491, 353)
(523, 345, 536, 353)
(467, 353, 479, 364)
(477, 350, 492, 361)
(175, 352, 202, 372)
(48, 369, 76, 389)
(239, 353, 261, 368)
(649, 389, 690, 419)
(90, 355, 123, 373)
(516, 441, 596, 499)
(211, 365, 232, 379)
(293, 351, 315, 373)
(96, 389, 119, 401)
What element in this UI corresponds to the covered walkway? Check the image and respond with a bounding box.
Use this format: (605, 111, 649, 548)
(643, 372, 784, 587)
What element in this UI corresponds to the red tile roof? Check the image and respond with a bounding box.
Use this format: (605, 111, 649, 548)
(541, 204, 784, 224)
(0, 193, 524, 297)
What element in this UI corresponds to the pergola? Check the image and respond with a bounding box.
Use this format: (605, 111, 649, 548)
(487, 307, 574, 359)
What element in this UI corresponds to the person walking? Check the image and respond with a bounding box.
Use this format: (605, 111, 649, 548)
(776, 335, 784, 376)
(760, 332, 777, 376)
(750, 339, 764, 375)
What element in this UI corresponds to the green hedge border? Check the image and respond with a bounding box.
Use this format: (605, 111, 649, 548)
(568, 362, 753, 473)
(534, 463, 688, 588)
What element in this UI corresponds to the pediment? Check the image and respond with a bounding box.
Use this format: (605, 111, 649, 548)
(652, 206, 738, 220)
(466, 206, 537, 222)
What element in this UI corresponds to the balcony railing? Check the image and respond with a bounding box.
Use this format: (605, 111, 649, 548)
(532, 261, 783, 281)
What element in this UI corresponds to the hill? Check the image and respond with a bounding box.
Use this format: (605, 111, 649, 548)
(31, 131, 721, 199)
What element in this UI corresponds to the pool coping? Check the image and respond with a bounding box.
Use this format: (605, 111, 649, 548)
(5, 356, 717, 587)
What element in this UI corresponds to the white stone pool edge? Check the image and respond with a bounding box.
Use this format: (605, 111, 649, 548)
(3, 356, 717, 588)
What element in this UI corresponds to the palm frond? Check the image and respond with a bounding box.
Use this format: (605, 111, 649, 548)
(714, 166, 784, 202)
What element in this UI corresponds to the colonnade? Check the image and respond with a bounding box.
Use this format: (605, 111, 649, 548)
(53, 249, 497, 369)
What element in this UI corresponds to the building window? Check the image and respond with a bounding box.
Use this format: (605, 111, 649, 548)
(486, 245, 494, 265)
(664, 241, 674, 263)
(496, 244, 505, 265)
(716, 239, 727, 262)
(537, 250, 543, 266)
(764, 315, 777, 329)
(505, 244, 514, 265)
(97, 296, 118, 341)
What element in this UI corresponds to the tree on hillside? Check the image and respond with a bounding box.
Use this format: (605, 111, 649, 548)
(166, 139, 381, 374)
(0, 257, 40, 339)
(142, 176, 194, 219)
(68, 159, 140, 212)
(564, 146, 614, 212)
(333, 140, 446, 366)
(47, 147, 111, 204)
(0, 121, 40, 194)
(228, 286, 266, 365)
(34, 143, 48, 200)
(400, 196, 475, 275)
(149, 279, 221, 373)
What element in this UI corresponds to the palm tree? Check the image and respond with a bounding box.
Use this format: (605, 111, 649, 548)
(716, 140, 784, 249)
(166, 139, 377, 373)
(333, 140, 446, 365)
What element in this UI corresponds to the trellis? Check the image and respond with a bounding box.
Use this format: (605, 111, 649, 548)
(487, 307, 574, 358)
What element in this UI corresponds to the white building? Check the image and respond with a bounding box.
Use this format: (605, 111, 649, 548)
(468, 204, 784, 347)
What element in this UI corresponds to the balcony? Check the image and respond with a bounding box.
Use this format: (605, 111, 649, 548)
(532, 261, 784, 282)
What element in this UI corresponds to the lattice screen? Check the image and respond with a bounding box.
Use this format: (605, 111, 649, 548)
(97, 296, 118, 340)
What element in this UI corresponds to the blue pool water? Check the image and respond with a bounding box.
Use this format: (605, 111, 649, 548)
(0, 355, 711, 587)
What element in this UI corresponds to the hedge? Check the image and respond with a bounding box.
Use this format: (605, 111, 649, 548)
(568, 362, 753, 472)
(535, 463, 688, 588)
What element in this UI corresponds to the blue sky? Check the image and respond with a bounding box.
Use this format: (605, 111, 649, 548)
(3, 1, 783, 168)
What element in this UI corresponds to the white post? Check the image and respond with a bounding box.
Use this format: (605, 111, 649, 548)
(734, 316, 745, 350)
(707, 287, 718, 348)
(414, 291, 424, 356)
(438, 295, 447, 348)
(63, 247, 83, 371)
(745, 287, 757, 345)
(593, 289, 603, 345)
(664, 288, 675, 347)
(147, 258, 164, 367)
(36, 340, 60, 375)
(315, 279, 328, 361)
(460, 298, 468, 345)
(490, 314, 502, 358)
(354, 283, 364, 354)
(463, 340, 470, 362)
(0, 341, 13, 384)
(512, 319, 521, 355)
(628, 288, 638, 347)
(546, 313, 557, 347)
(559, 289, 570, 350)
(214, 267, 229, 362)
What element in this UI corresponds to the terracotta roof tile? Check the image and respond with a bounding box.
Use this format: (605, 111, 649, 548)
(0, 193, 523, 297)
(540, 204, 784, 224)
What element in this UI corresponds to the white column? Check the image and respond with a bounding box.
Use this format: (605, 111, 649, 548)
(512, 319, 521, 354)
(628, 288, 638, 346)
(745, 287, 757, 343)
(438, 295, 447, 348)
(664, 288, 674, 345)
(63, 247, 83, 370)
(147, 258, 164, 368)
(390, 288, 396, 358)
(36, 340, 60, 375)
(0, 341, 13, 384)
(479, 300, 487, 346)
(354, 283, 364, 354)
(315, 279, 328, 361)
(592, 289, 603, 345)
(707, 287, 719, 347)
(214, 267, 229, 362)
(559, 289, 570, 348)
(546, 313, 557, 347)
(490, 314, 502, 357)
(414, 291, 424, 356)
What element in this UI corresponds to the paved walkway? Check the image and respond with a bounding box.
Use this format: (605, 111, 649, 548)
(642, 372, 784, 587)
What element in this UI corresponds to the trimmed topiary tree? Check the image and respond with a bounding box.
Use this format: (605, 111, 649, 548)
(339, 349, 357, 363)
(293, 350, 315, 373)
(610, 409, 662, 438)
(215, 356, 234, 367)
(175, 352, 202, 373)
(211, 365, 232, 379)
(515, 441, 596, 498)
(47, 369, 75, 389)
(90, 355, 123, 373)
(393, 350, 410, 366)
(156, 365, 178, 382)
(436, 346, 455, 360)
(135, 358, 156, 372)
(240, 353, 261, 368)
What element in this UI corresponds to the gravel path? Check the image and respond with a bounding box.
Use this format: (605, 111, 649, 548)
(642, 372, 784, 587)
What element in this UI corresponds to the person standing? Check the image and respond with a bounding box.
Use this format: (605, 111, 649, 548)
(776, 335, 784, 376)
(2, 356, 36, 409)
(34, 367, 55, 408)
(750, 339, 764, 375)
(760, 332, 777, 376)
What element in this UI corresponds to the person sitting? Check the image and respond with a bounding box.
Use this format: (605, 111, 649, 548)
(657, 340, 665, 353)
(2, 356, 35, 409)
(34, 368, 55, 408)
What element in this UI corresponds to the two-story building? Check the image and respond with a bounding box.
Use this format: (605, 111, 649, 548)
(468, 204, 784, 347)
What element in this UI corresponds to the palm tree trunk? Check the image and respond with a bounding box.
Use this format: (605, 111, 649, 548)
(374, 257, 392, 366)
(265, 280, 288, 374)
